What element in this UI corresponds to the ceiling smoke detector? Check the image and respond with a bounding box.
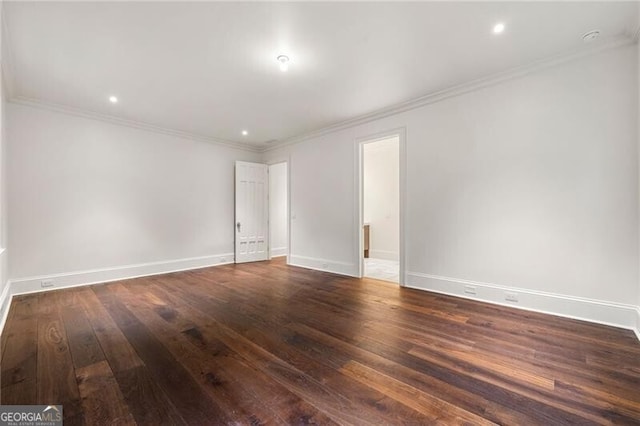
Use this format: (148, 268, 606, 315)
(582, 30, 600, 42)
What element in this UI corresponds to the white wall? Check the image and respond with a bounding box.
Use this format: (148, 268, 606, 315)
(363, 137, 399, 261)
(637, 27, 640, 335)
(2, 36, 638, 336)
(265, 132, 357, 275)
(265, 44, 639, 329)
(0, 72, 6, 297)
(268, 162, 287, 257)
(7, 103, 259, 290)
(0, 0, 9, 318)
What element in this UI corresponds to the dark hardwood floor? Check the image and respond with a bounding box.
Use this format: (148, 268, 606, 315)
(2, 258, 640, 425)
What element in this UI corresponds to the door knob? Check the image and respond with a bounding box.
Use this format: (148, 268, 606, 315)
(237, 222, 241, 232)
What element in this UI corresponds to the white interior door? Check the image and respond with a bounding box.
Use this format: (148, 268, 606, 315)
(235, 161, 269, 263)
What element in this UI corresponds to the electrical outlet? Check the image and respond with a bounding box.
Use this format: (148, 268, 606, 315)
(464, 285, 477, 295)
(220, 257, 226, 263)
(41, 279, 54, 288)
(505, 292, 519, 302)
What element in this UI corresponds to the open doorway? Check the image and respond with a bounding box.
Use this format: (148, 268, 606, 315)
(268, 162, 288, 259)
(360, 135, 401, 283)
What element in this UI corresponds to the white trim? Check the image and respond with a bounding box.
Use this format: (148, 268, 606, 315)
(2, 25, 632, 156)
(2, 257, 638, 341)
(270, 247, 287, 258)
(289, 255, 358, 277)
(0, 252, 234, 336)
(286, 158, 291, 266)
(263, 35, 635, 153)
(0, 281, 12, 337)
(9, 97, 259, 153)
(406, 271, 639, 337)
(266, 160, 290, 262)
(399, 129, 407, 287)
(631, 22, 640, 42)
(9, 253, 234, 297)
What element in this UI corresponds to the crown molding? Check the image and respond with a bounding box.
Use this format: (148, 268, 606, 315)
(3, 25, 635, 155)
(633, 2, 640, 42)
(10, 96, 261, 153)
(261, 34, 636, 153)
(629, 18, 640, 42)
(1, 0, 258, 153)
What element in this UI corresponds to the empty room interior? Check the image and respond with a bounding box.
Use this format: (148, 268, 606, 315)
(1, 1, 640, 424)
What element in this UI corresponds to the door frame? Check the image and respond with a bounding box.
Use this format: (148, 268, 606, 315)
(355, 127, 406, 285)
(267, 159, 290, 263)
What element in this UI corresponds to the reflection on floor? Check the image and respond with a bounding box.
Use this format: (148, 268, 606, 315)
(364, 258, 399, 283)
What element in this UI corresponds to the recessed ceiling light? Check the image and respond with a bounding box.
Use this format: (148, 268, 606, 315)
(277, 55, 290, 72)
(241, 130, 248, 136)
(582, 30, 600, 42)
(109, 95, 118, 104)
(493, 22, 505, 34)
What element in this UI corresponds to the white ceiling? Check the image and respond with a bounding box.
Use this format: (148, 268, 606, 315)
(4, 2, 639, 149)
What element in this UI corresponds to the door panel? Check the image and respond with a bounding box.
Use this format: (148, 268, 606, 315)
(235, 161, 269, 263)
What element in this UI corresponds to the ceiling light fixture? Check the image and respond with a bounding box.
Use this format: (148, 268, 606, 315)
(493, 22, 505, 34)
(277, 55, 290, 72)
(109, 95, 118, 103)
(582, 30, 600, 42)
(241, 130, 248, 136)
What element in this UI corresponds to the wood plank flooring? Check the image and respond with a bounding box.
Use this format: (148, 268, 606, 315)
(2, 258, 640, 424)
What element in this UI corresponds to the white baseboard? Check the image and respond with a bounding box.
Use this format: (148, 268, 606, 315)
(9, 253, 235, 296)
(289, 255, 358, 277)
(0, 253, 234, 336)
(368, 250, 399, 261)
(270, 247, 288, 258)
(406, 271, 639, 338)
(3, 257, 638, 343)
(0, 281, 12, 337)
